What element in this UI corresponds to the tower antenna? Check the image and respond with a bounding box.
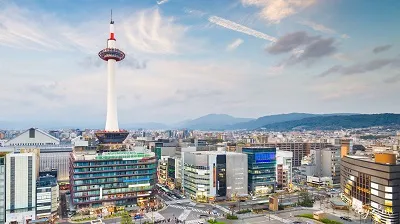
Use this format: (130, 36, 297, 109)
(110, 9, 114, 24)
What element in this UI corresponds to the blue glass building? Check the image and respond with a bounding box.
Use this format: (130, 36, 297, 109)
(242, 147, 276, 196)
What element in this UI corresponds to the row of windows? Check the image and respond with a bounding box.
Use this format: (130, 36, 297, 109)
(73, 170, 155, 179)
(73, 176, 154, 185)
(73, 164, 157, 173)
(74, 160, 155, 167)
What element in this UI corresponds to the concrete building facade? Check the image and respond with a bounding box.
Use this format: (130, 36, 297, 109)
(183, 151, 247, 202)
(6, 153, 37, 224)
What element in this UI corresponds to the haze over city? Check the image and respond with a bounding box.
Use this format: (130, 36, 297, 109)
(0, 0, 399, 128)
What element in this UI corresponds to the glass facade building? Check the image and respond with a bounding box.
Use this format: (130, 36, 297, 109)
(242, 147, 277, 196)
(70, 151, 157, 211)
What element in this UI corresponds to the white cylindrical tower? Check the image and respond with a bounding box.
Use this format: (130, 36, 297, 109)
(98, 16, 125, 132)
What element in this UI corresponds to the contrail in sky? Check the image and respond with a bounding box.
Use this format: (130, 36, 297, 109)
(208, 16, 277, 42)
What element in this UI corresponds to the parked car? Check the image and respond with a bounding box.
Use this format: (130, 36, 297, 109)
(340, 216, 352, 221)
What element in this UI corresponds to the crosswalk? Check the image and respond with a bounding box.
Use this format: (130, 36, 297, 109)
(269, 214, 292, 224)
(185, 218, 206, 224)
(178, 209, 191, 221)
(213, 204, 230, 214)
(168, 204, 210, 214)
(144, 212, 165, 221)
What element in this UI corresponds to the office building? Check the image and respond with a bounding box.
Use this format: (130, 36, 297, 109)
(301, 147, 341, 186)
(36, 172, 59, 221)
(6, 153, 37, 224)
(70, 149, 157, 213)
(341, 153, 400, 224)
(0, 152, 7, 223)
(183, 151, 247, 202)
(242, 147, 276, 196)
(276, 150, 293, 190)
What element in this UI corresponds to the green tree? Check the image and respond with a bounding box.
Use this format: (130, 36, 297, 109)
(121, 212, 133, 224)
(298, 191, 314, 207)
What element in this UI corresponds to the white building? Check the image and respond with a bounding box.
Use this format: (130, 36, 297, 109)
(6, 153, 37, 224)
(183, 151, 248, 202)
(4, 128, 60, 147)
(276, 150, 293, 190)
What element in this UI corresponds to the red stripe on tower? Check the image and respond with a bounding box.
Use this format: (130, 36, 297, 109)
(110, 33, 115, 40)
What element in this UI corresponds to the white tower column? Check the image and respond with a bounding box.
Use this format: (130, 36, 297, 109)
(105, 58, 119, 131)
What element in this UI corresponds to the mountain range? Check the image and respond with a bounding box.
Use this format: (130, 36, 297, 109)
(2, 113, 399, 131)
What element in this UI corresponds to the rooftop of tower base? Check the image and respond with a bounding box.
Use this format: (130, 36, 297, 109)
(95, 130, 129, 144)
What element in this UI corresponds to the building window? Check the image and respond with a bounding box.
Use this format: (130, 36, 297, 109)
(385, 186, 392, 192)
(385, 193, 392, 199)
(371, 182, 378, 189)
(371, 189, 378, 196)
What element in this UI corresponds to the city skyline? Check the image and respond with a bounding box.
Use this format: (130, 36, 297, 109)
(0, 0, 399, 127)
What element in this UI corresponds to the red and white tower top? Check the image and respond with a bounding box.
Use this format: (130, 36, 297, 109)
(98, 10, 125, 62)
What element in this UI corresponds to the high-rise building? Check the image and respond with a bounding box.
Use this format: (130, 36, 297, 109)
(341, 153, 400, 224)
(183, 151, 248, 202)
(0, 152, 7, 223)
(6, 153, 37, 224)
(242, 147, 276, 196)
(36, 172, 59, 222)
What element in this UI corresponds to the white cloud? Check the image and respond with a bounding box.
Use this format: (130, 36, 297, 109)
(226, 38, 244, 51)
(241, 0, 315, 23)
(298, 20, 335, 34)
(157, 0, 169, 5)
(298, 19, 350, 39)
(208, 16, 277, 42)
(123, 8, 189, 54)
(0, 4, 190, 55)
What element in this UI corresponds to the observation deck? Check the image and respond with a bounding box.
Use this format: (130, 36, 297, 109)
(94, 130, 129, 144)
(98, 48, 125, 61)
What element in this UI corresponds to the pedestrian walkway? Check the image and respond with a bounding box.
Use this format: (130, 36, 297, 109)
(145, 211, 165, 221)
(188, 202, 197, 207)
(269, 214, 292, 224)
(178, 209, 191, 221)
(185, 218, 206, 224)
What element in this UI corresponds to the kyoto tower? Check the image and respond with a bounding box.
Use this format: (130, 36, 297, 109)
(95, 11, 129, 144)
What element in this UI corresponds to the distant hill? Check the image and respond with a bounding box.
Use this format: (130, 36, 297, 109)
(123, 122, 170, 130)
(225, 113, 318, 130)
(177, 114, 253, 130)
(261, 113, 400, 131)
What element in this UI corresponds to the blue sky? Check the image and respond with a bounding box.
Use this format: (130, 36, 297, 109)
(0, 0, 399, 128)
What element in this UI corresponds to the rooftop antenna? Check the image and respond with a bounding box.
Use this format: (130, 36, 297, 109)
(110, 9, 114, 24)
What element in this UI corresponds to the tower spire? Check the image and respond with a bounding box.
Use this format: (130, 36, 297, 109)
(110, 9, 114, 24)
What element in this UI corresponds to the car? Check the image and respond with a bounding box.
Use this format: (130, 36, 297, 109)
(199, 214, 209, 218)
(292, 221, 302, 224)
(340, 216, 352, 221)
(198, 222, 204, 224)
